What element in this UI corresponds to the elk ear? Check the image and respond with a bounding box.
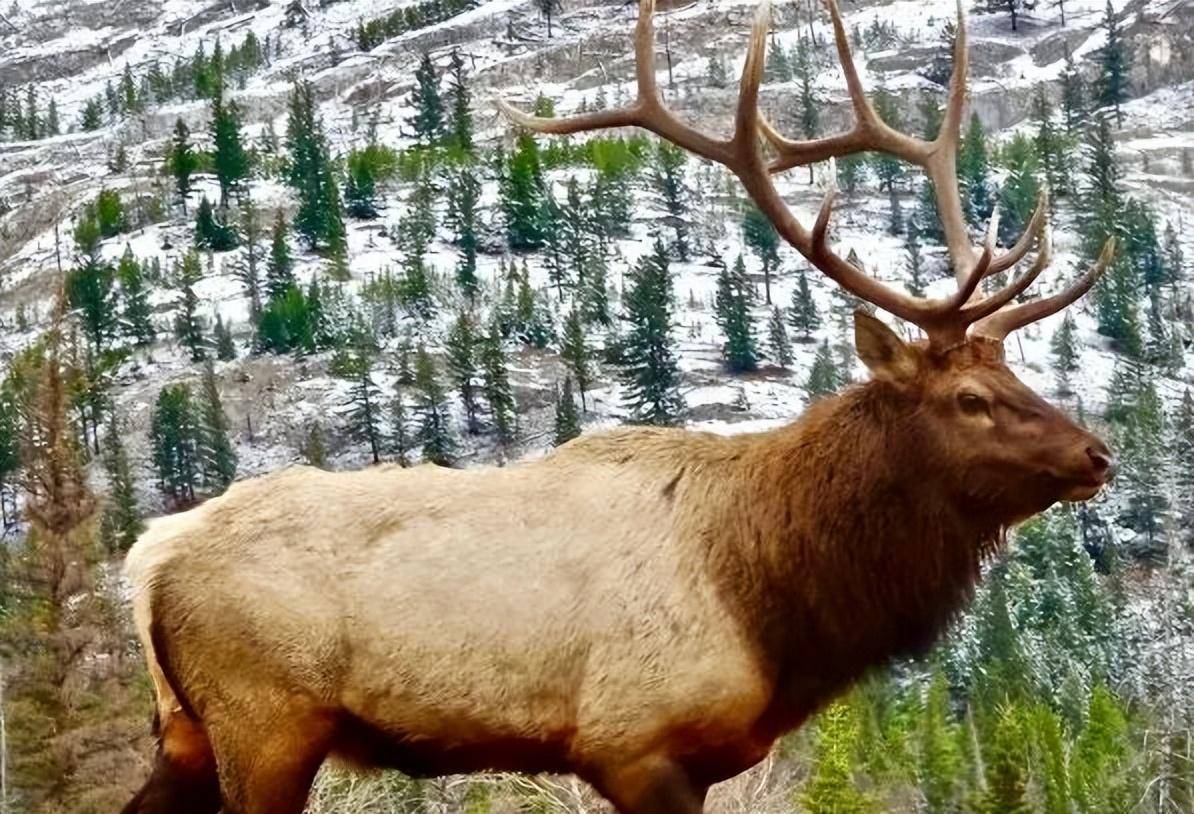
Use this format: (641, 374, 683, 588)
(854, 311, 917, 384)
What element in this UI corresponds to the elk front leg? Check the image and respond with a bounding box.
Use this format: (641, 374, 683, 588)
(597, 756, 708, 814)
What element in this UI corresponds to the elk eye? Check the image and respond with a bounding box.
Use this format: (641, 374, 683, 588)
(957, 393, 990, 416)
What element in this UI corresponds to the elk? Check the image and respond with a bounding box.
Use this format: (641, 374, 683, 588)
(123, 1, 1117, 812)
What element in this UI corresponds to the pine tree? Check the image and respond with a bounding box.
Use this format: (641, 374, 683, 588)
(214, 313, 237, 360)
(1060, 44, 1088, 135)
(1096, 0, 1130, 127)
(742, 202, 780, 304)
(1172, 389, 1194, 539)
(621, 240, 684, 424)
(344, 151, 379, 219)
(651, 141, 690, 260)
(979, 705, 1030, 814)
(715, 262, 757, 372)
(286, 81, 347, 251)
(917, 673, 960, 814)
(560, 308, 593, 410)
(414, 346, 454, 466)
(445, 49, 474, 154)
(266, 210, 295, 301)
(1030, 84, 1067, 197)
(480, 325, 517, 443)
(194, 195, 238, 250)
(1070, 686, 1134, 813)
(445, 311, 482, 434)
(210, 92, 250, 207)
(116, 246, 155, 345)
(407, 53, 444, 145)
(905, 219, 926, 296)
(150, 384, 200, 504)
(553, 377, 581, 446)
(197, 360, 237, 491)
(1050, 312, 1079, 396)
(800, 700, 873, 814)
(168, 118, 199, 212)
(331, 340, 383, 464)
(446, 166, 481, 301)
(173, 250, 207, 362)
(101, 412, 143, 552)
(80, 97, 103, 131)
(837, 154, 867, 197)
(789, 265, 821, 341)
(997, 133, 1041, 245)
(958, 112, 993, 227)
(66, 222, 117, 354)
(389, 387, 411, 467)
(237, 197, 264, 321)
(502, 132, 547, 249)
(805, 339, 840, 402)
(767, 306, 793, 368)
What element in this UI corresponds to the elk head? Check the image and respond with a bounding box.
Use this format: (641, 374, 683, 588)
(497, 0, 1117, 517)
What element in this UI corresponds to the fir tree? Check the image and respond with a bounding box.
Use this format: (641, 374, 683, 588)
(389, 387, 411, 467)
(237, 197, 264, 321)
(560, 308, 593, 410)
(101, 412, 143, 552)
(620, 240, 684, 424)
(445, 311, 482, 434)
(958, 112, 993, 227)
(1172, 389, 1194, 539)
(197, 360, 237, 491)
(194, 195, 238, 251)
(344, 151, 379, 219)
(742, 202, 780, 304)
(266, 210, 295, 301)
(445, 49, 474, 154)
(173, 250, 207, 362)
(210, 92, 250, 207)
(714, 261, 757, 372)
(767, 306, 793, 368)
(66, 223, 117, 354)
(407, 53, 444, 145)
(1060, 44, 1088, 134)
(997, 133, 1041, 245)
(168, 118, 199, 212)
(905, 219, 926, 297)
(535, 0, 562, 37)
(806, 339, 840, 402)
(331, 340, 383, 464)
(553, 376, 582, 446)
(116, 246, 155, 346)
(480, 325, 517, 443)
(1050, 312, 1080, 396)
(789, 265, 821, 341)
(214, 313, 236, 360)
(1095, 0, 1130, 127)
(917, 673, 961, 814)
(150, 384, 200, 504)
(650, 141, 690, 260)
(979, 705, 1031, 814)
(502, 132, 547, 250)
(414, 345, 454, 466)
(800, 700, 873, 814)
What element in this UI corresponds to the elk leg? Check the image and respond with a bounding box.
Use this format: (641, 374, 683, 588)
(598, 756, 708, 814)
(207, 708, 337, 814)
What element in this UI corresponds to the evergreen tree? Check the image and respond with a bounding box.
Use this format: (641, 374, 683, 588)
(789, 265, 821, 341)
(210, 92, 250, 207)
(502, 132, 547, 249)
(214, 312, 237, 360)
(905, 219, 926, 297)
(1030, 84, 1067, 197)
(445, 49, 474, 154)
(407, 53, 444, 145)
(445, 311, 482, 434)
(116, 245, 155, 346)
(173, 250, 207, 361)
(1095, 0, 1130, 127)
(101, 412, 143, 552)
(767, 306, 793, 368)
(916, 673, 960, 814)
(237, 197, 264, 321)
(197, 360, 237, 491)
(194, 195, 238, 250)
(800, 700, 873, 814)
(553, 376, 582, 446)
(805, 339, 841, 402)
(958, 112, 993, 227)
(150, 384, 200, 504)
(997, 133, 1041, 245)
(1172, 389, 1194, 539)
(480, 325, 517, 443)
(1060, 44, 1088, 135)
(620, 240, 684, 424)
(286, 81, 347, 251)
(66, 219, 117, 354)
(979, 705, 1030, 814)
(560, 308, 593, 410)
(742, 202, 780, 304)
(715, 261, 757, 372)
(447, 167, 481, 300)
(331, 338, 383, 464)
(168, 118, 199, 212)
(266, 210, 296, 301)
(80, 97, 103, 131)
(344, 151, 379, 219)
(414, 345, 454, 465)
(389, 387, 411, 466)
(1070, 686, 1135, 813)
(650, 141, 690, 260)
(1050, 312, 1080, 396)
(535, 0, 562, 37)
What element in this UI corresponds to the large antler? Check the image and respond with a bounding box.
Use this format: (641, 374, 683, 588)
(496, 0, 1114, 349)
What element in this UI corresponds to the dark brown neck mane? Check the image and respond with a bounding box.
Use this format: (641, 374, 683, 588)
(704, 382, 1004, 733)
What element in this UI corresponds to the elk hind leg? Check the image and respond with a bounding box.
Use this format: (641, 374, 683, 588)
(209, 707, 337, 814)
(121, 712, 220, 814)
(598, 756, 708, 814)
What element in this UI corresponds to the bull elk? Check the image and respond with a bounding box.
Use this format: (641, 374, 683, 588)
(123, 1, 1117, 811)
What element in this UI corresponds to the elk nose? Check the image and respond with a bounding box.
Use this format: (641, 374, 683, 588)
(1086, 445, 1116, 482)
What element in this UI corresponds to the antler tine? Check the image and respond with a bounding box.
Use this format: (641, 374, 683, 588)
(936, 0, 969, 158)
(939, 207, 998, 311)
(961, 225, 1052, 323)
(972, 238, 1117, 340)
(733, 0, 770, 147)
(988, 190, 1048, 275)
